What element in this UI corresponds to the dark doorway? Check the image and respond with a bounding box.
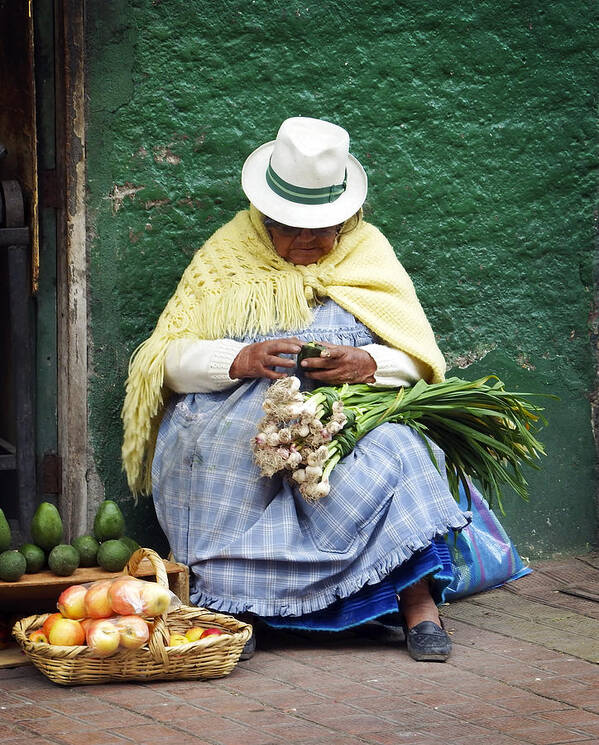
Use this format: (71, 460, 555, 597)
(0, 0, 40, 543)
(0, 0, 64, 544)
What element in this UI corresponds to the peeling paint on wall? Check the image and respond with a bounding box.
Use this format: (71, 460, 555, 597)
(108, 183, 145, 214)
(445, 344, 497, 370)
(153, 146, 181, 165)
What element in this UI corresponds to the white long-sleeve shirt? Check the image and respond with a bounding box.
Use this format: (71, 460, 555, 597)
(164, 338, 427, 393)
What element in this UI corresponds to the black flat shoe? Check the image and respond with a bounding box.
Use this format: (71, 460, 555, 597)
(404, 620, 452, 662)
(239, 629, 256, 660)
(232, 613, 257, 661)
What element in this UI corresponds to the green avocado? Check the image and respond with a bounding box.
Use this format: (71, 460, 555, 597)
(93, 500, 126, 542)
(30, 502, 63, 551)
(0, 508, 11, 552)
(48, 544, 80, 576)
(97, 539, 131, 572)
(0, 550, 27, 582)
(19, 543, 46, 573)
(297, 342, 327, 365)
(71, 535, 100, 567)
(120, 536, 141, 557)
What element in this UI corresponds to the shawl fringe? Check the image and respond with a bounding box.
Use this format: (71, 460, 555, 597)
(122, 205, 446, 494)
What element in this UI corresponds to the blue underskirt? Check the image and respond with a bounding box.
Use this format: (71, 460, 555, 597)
(262, 537, 453, 632)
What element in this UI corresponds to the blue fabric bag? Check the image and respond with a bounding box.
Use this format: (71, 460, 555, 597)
(443, 481, 532, 600)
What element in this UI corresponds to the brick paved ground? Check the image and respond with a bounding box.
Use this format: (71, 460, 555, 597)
(1, 557, 598, 745)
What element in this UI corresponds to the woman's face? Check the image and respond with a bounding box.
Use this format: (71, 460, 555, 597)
(264, 218, 341, 266)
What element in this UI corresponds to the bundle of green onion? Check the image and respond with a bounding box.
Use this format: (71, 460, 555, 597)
(251, 375, 549, 512)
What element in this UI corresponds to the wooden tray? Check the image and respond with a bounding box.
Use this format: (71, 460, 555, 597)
(0, 557, 189, 616)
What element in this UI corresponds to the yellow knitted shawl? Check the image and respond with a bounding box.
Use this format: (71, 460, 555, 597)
(122, 205, 446, 494)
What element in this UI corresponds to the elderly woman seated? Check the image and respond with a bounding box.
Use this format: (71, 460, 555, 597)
(123, 117, 485, 662)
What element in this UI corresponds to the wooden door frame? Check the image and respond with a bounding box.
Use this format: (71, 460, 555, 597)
(54, 0, 89, 540)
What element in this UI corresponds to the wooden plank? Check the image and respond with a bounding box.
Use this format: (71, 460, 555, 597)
(0, 437, 16, 454)
(55, 0, 88, 542)
(533, 560, 599, 587)
(0, 644, 29, 669)
(559, 586, 599, 603)
(168, 561, 190, 605)
(0, 558, 189, 615)
(445, 594, 599, 663)
(0, 557, 186, 589)
(577, 553, 599, 571)
(502, 562, 599, 620)
(465, 591, 599, 639)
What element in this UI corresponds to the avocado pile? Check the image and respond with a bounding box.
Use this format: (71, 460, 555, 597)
(0, 500, 141, 582)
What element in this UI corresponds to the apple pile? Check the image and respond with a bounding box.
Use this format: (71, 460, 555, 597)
(27, 576, 174, 657)
(31, 612, 151, 657)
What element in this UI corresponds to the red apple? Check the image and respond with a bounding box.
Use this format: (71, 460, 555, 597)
(57, 584, 87, 619)
(48, 618, 85, 646)
(42, 612, 63, 639)
(84, 580, 113, 618)
(29, 630, 48, 644)
(114, 615, 149, 649)
(139, 582, 171, 617)
(86, 619, 120, 657)
(200, 628, 226, 639)
(108, 577, 144, 616)
(80, 618, 92, 635)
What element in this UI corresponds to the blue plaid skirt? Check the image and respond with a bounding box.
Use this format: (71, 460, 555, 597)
(152, 301, 471, 624)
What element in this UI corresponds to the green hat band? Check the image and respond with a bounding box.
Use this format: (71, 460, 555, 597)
(266, 160, 347, 205)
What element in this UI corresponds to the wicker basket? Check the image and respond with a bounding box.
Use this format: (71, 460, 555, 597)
(12, 547, 252, 686)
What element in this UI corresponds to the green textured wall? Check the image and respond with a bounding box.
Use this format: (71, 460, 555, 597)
(86, 0, 598, 557)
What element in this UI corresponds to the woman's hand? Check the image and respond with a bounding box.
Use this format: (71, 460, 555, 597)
(229, 338, 303, 381)
(300, 342, 377, 384)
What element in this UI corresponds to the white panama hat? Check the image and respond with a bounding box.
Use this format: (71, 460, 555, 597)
(241, 117, 368, 229)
